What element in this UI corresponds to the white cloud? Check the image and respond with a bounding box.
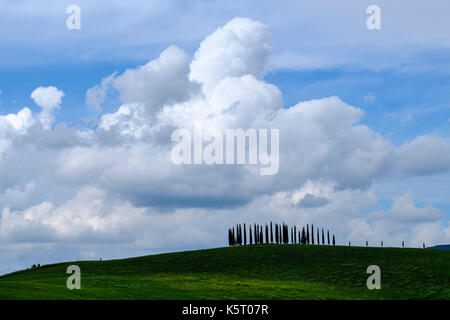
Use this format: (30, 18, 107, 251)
(0, 186, 145, 243)
(0, 17, 449, 272)
(85, 72, 117, 112)
(190, 17, 272, 95)
(30, 86, 64, 129)
(0, 107, 34, 134)
(113, 45, 199, 117)
(348, 190, 447, 247)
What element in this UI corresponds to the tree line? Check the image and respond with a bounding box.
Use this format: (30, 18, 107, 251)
(228, 222, 335, 246)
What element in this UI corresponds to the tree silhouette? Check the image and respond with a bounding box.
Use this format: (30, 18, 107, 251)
(270, 222, 273, 243)
(311, 224, 315, 245)
(249, 226, 253, 245)
(327, 230, 330, 245)
(317, 228, 320, 245)
(332, 234, 335, 246)
(303, 227, 307, 244)
(244, 223, 247, 245)
(306, 224, 310, 244)
(275, 223, 278, 244)
(322, 229, 325, 245)
(293, 226, 295, 244)
(265, 224, 269, 244)
(260, 228, 263, 245)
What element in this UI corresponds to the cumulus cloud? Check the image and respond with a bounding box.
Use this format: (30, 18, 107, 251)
(190, 17, 272, 96)
(349, 190, 447, 247)
(30, 86, 64, 129)
(0, 17, 449, 272)
(113, 46, 199, 116)
(86, 72, 117, 112)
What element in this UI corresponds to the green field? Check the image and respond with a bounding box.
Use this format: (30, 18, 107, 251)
(0, 244, 449, 299)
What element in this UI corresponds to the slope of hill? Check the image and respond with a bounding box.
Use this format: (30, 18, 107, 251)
(428, 244, 450, 250)
(0, 244, 449, 300)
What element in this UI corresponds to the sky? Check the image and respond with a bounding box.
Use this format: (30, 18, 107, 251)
(0, 0, 449, 274)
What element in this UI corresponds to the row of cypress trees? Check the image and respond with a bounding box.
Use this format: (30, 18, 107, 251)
(228, 222, 336, 246)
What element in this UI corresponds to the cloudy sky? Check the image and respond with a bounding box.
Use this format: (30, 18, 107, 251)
(0, 0, 450, 274)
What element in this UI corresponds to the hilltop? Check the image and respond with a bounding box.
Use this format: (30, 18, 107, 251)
(0, 244, 449, 299)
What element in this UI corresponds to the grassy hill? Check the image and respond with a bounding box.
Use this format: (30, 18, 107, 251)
(0, 244, 449, 300)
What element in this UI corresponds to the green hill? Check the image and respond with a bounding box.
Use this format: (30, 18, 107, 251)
(0, 244, 449, 300)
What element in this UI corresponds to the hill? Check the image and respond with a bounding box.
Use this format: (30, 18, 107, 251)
(428, 244, 450, 250)
(0, 244, 449, 299)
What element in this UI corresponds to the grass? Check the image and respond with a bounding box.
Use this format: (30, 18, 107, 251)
(0, 244, 449, 299)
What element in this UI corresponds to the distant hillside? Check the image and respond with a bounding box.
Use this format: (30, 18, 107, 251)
(0, 244, 449, 299)
(428, 244, 450, 250)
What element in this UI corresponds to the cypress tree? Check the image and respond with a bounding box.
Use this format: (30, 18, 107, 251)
(284, 224, 288, 244)
(257, 225, 260, 244)
(366, 241, 368, 247)
(238, 225, 241, 245)
(275, 223, 278, 244)
(294, 226, 297, 244)
(260, 228, 263, 244)
(291, 227, 293, 244)
(327, 230, 330, 245)
(244, 223, 247, 245)
(239, 224, 242, 245)
(286, 225, 289, 244)
(249, 226, 253, 245)
(317, 228, 320, 245)
(254, 224, 258, 244)
(265, 224, 269, 244)
(321, 229, 325, 245)
(237, 226, 240, 245)
(232, 227, 236, 247)
(332, 234, 335, 246)
(306, 224, 310, 244)
(293, 227, 296, 244)
(279, 224, 282, 244)
(228, 229, 232, 246)
(311, 224, 315, 245)
(270, 222, 273, 243)
(277, 224, 280, 244)
(301, 227, 306, 244)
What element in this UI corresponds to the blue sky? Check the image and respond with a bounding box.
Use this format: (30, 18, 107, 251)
(0, 0, 449, 274)
(2, 62, 449, 142)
